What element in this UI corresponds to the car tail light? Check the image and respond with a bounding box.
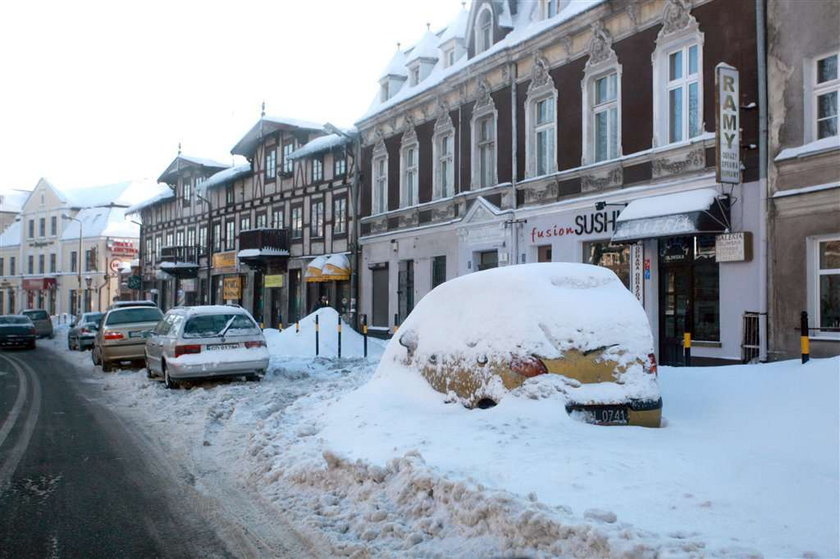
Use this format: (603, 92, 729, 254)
(646, 353, 658, 376)
(175, 344, 201, 357)
(103, 331, 124, 340)
(29, 327, 37, 335)
(244, 340, 266, 349)
(510, 355, 548, 378)
(81, 328, 90, 334)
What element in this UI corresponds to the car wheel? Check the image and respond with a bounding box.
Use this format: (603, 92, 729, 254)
(67, 337, 73, 350)
(101, 360, 113, 373)
(92, 349, 100, 366)
(163, 364, 178, 390)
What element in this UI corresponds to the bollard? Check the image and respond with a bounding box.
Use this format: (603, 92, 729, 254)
(362, 314, 368, 358)
(683, 332, 692, 366)
(296, 320, 299, 334)
(801, 311, 810, 364)
(315, 314, 320, 356)
(393, 313, 399, 334)
(278, 313, 283, 332)
(337, 315, 342, 358)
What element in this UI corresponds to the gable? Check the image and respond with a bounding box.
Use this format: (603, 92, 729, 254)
(21, 178, 65, 213)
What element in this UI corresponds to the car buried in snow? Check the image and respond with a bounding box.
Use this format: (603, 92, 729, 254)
(386, 263, 662, 427)
(144, 305, 269, 389)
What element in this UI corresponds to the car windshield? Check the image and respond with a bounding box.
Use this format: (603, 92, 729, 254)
(105, 308, 164, 326)
(0, 316, 32, 325)
(23, 310, 49, 320)
(182, 314, 259, 338)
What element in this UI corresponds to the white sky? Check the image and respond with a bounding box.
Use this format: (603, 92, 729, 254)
(0, 0, 467, 192)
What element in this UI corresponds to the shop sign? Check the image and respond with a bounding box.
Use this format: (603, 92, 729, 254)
(529, 209, 622, 244)
(223, 276, 241, 299)
(109, 239, 138, 257)
(716, 63, 740, 185)
(213, 252, 237, 269)
(181, 279, 197, 292)
(631, 243, 644, 303)
(716, 232, 752, 263)
(22, 279, 44, 290)
(265, 274, 284, 288)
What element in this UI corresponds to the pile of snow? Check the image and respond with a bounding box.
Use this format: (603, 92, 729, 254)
(41, 322, 839, 558)
(264, 307, 386, 360)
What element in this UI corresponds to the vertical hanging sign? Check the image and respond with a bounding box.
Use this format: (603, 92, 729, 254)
(715, 63, 741, 184)
(631, 242, 644, 304)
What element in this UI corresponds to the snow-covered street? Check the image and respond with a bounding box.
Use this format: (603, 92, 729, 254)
(43, 311, 839, 558)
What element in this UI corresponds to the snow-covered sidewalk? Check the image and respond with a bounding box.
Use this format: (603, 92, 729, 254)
(43, 310, 839, 558)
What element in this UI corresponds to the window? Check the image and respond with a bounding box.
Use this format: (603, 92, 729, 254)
(225, 220, 235, 250)
(28, 219, 34, 239)
(146, 239, 153, 263)
(808, 235, 840, 338)
(401, 143, 418, 207)
(583, 241, 629, 288)
(432, 255, 446, 289)
(334, 154, 347, 178)
(380, 81, 390, 103)
(311, 200, 324, 237)
(183, 177, 192, 202)
(537, 245, 552, 263)
(0, 257, 4, 275)
(175, 229, 184, 247)
(434, 110, 455, 199)
(282, 142, 295, 175)
(476, 250, 498, 271)
(198, 226, 207, 252)
(583, 60, 622, 164)
(49, 253, 56, 273)
(814, 53, 839, 139)
(444, 48, 455, 68)
(542, 0, 558, 18)
(265, 148, 276, 180)
(240, 215, 251, 232)
(155, 236, 162, 259)
(291, 206, 303, 239)
(212, 222, 222, 252)
(372, 142, 388, 214)
(50, 216, 57, 236)
(475, 7, 493, 54)
(256, 212, 267, 229)
(333, 197, 347, 235)
(39, 218, 45, 237)
(272, 207, 284, 230)
(474, 114, 496, 187)
(410, 66, 420, 86)
(28, 255, 33, 274)
(225, 184, 235, 206)
(85, 248, 97, 271)
(165, 232, 173, 248)
(652, 5, 703, 147)
(38, 254, 44, 274)
(186, 227, 196, 248)
(531, 97, 556, 175)
(311, 157, 323, 183)
(9, 257, 15, 276)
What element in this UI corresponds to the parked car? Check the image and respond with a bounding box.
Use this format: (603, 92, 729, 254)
(92, 306, 164, 372)
(0, 315, 37, 349)
(20, 309, 53, 339)
(384, 263, 662, 427)
(67, 312, 104, 351)
(145, 305, 269, 389)
(108, 300, 158, 310)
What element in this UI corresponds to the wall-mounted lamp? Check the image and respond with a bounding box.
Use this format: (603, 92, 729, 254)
(594, 201, 628, 211)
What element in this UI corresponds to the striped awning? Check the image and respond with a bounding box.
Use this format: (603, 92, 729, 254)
(305, 254, 351, 283)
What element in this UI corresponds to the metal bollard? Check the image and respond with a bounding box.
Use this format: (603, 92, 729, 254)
(393, 313, 399, 334)
(362, 314, 368, 358)
(337, 315, 342, 358)
(315, 314, 320, 356)
(296, 320, 299, 334)
(801, 311, 810, 364)
(683, 332, 692, 367)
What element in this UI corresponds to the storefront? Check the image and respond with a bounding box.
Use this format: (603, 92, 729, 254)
(304, 253, 351, 318)
(211, 251, 241, 306)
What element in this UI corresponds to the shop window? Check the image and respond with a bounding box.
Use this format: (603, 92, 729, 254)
(431, 255, 446, 289)
(537, 245, 553, 263)
(583, 241, 629, 287)
(476, 250, 498, 271)
(808, 235, 840, 338)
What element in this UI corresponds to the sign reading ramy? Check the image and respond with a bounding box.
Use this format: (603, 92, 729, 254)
(715, 63, 740, 184)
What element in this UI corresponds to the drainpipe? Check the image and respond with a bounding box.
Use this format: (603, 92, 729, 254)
(510, 61, 519, 266)
(756, 0, 769, 362)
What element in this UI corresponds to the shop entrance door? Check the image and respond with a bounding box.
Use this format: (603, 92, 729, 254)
(659, 266, 691, 366)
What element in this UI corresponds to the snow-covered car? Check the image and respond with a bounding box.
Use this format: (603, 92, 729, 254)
(93, 306, 165, 372)
(144, 305, 269, 389)
(385, 263, 662, 427)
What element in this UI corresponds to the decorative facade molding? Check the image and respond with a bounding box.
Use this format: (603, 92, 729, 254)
(586, 21, 615, 69)
(658, 0, 699, 40)
(651, 147, 706, 178)
(527, 53, 554, 96)
(626, 3, 641, 28)
(581, 165, 623, 192)
(402, 115, 417, 142)
(475, 77, 494, 109)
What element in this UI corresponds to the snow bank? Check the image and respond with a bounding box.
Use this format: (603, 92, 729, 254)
(264, 307, 386, 360)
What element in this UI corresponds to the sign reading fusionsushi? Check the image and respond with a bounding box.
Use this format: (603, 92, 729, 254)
(716, 63, 741, 185)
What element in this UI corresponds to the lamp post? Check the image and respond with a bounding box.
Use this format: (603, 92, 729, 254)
(62, 214, 82, 316)
(323, 122, 360, 327)
(196, 190, 213, 305)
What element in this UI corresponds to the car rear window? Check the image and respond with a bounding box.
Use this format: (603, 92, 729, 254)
(0, 316, 32, 325)
(105, 308, 164, 325)
(182, 314, 260, 338)
(83, 313, 104, 324)
(23, 310, 49, 320)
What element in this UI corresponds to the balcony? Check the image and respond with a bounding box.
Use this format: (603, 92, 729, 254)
(159, 245, 201, 278)
(237, 228, 290, 268)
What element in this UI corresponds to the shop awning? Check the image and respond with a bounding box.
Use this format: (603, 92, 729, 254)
(611, 188, 730, 243)
(305, 253, 351, 283)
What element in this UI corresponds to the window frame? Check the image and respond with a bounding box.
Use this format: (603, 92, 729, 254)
(474, 6, 493, 54)
(471, 94, 498, 189)
(310, 199, 325, 238)
(433, 111, 456, 200)
(808, 51, 840, 142)
(334, 152, 347, 178)
(265, 147, 277, 181)
(582, 37, 623, 165)
(400, 134, 419, 208)
(372, 141, 389, 215)
(225, 219, 235, 251)
(311, 156, 324, 183)
(807, 233, 840, 340)
(291, 205, 303, 240)
(333, 196, 347, 236)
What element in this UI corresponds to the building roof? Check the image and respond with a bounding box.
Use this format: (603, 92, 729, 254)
(158, 154, 230, 184)
(60, 206, 140, 240)
(406, 29, 441, 63)
(231, 116, 324, 157)
(0, 220, 21, 247)
(438, 8, 469, 44)
(288, 132, 354, 160)
(0, 188, 33, 214)
(198, 163, 253, 193)
(124, 183, 175, 215)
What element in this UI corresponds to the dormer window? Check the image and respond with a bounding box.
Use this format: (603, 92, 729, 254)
(445, 48, 456, 67)
(381, 82, 390, 102)
(475, 7, 493, 54)
(543, 0, 559, 19)
(410, 66, 420, 86)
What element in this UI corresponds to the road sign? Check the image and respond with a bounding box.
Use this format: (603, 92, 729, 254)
(109, 258, 122, 273)
(127, 275, 142, 290)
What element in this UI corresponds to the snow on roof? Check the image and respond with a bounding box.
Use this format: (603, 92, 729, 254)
(438, 8, 468, 44)
(381, 49, 408, 78)
(0, 189, 32, 213)
(0, 220, 21, 247)
(198, 163, 252, 193)
(61, 206, 140, 240)
(406, 29, 441, 63)
(178, 154, 230, 168)
(125, 183, 175, 215)
(232, 116, 325, 157)
(57, 178, 167, 210)
(362, 0, 605, 122)
(775, 135, 840, 161)
(158, 154, 230, 183)
(288, 133, 352, 160)
(617, 188, 719, 222)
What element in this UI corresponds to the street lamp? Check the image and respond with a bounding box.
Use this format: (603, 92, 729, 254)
(323, 122, 360, 327)
(62, 214, 82, 316)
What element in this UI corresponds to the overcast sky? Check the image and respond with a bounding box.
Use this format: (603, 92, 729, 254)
(0, 0, 466, 192)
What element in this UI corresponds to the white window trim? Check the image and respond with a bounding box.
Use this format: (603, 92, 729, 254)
(372, 140, 389, 215)
(581, 26, 622, 165)
(807, 233, 840, 340)
(525, 56, 558, 178)
(804, 51, 840, 143)
(474, 5, 494, 54)
(471, 82, 498, 189)
(433, 111, 456, 200)
(651, 4, 704, 148)
(400, 124, 419, 208)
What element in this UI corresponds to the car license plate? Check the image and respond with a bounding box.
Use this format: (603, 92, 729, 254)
(129, 330, 146, 338)
(591, 407, 628, 425)
(206, 343, 240, 350)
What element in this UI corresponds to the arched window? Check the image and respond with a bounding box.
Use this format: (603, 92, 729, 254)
(475, 7, 493, 54)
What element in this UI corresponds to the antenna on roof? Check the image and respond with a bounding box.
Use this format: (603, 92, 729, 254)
(397, 42, 401, 51)
(177, 142, 182, 156)
(427, 22, 430, 31)
(261, 101, 266, 118)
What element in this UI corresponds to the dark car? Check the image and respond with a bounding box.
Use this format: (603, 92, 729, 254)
(0, 315, 38, 349)
(67, 312, 104, 351)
